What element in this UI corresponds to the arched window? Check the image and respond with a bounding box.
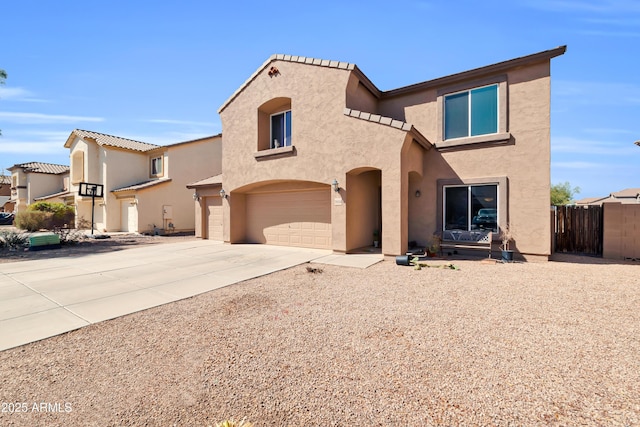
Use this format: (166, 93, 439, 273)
(257, 97, 292, 151)
(71, 151, 85, 184)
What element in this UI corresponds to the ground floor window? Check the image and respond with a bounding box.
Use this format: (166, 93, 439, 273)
(444, 184, 498, 231)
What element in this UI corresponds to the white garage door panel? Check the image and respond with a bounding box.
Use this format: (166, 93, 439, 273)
(246, 189, 331, 249)
(206, 197, 223, 241)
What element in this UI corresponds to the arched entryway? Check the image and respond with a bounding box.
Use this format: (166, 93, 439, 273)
(346, 168, 382, 252)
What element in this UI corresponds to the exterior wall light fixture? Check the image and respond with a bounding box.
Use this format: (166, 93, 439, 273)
(219, 188, 226, 199)
(415, 190, 421, 198)
(332, 179, 339, 192)
(193, 193, 200, 201)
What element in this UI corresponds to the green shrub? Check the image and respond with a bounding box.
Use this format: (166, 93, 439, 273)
(0, 230, 30, 249)
(28, 202, 75, 228)
(15, 211, 52, 232)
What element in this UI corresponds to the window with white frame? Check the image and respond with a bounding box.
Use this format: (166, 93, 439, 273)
(443, 184, 498, 232)
(270, 110, 291, 149)
(151, 156, 163, 176)
(444, 84, 498, 140)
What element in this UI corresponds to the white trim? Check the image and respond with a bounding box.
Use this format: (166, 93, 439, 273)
(269, 110, 292, 149)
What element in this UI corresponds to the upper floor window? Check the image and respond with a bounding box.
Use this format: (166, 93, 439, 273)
(151, 157, 163, 176)
(257, 97, 292, 153)
(71, 151, 84, 184)
(444, 84, 498, 140)
(270, 110, 292, 149)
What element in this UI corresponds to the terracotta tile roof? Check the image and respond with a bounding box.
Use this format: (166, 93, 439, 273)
(34, 190, 73, 201)
(219, 46, 566, 114)
(574, 197, 607, 206)
(187, 174, 222, 188)
(112, 178, 171, 193)
(343, 108, 432, 149)
(162, 133, 222, 149)
(610, 188, 640, 198)
(68, 129, 159, 152)
(219, 54, 358, 113)
(9, 162, 69, 175)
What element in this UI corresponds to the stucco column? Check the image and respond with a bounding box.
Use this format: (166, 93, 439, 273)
(331, 175, 347, 253)
(381, 169, 407, 256)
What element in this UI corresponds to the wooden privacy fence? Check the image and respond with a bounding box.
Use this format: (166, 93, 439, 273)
(553, 205, 603, 255)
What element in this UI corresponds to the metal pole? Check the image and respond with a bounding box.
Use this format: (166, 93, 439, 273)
(91, 193, 95, 235)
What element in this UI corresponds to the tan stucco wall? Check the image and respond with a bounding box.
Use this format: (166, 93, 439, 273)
(385, 61, 553, 258)
(9, 168, 66, 213)
(220, 60, 417, 255)
(603, 202, 640, 260)
(69, 135, 221, 233)
(218, 56, 556, 257)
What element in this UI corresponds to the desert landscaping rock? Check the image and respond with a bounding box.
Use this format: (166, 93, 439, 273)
(0, 253, 639, 425)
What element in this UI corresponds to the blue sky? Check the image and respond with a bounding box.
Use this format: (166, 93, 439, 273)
(0, 0, 638, 199)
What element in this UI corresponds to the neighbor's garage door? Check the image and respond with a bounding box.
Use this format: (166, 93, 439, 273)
(205, 196, 223, 241)
(246, 189, 331, 249)
(121, 200, 138, 232)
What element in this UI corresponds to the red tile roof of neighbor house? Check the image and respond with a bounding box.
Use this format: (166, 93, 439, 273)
(8, 162, 70, 174)
(34, 190, 73, 201)
(610, 188, 640, 198)
(112, 178, 172, 193)
(67, 129, 160, 152)
(574, 197, 608, 206)
(66, 129, 221, 152)
(186, 174, 222, 188)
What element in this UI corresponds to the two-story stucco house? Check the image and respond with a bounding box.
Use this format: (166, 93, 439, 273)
(65, 129, 221, 233)
(190, 46, 566, 260)
(6, 162, 71, 213)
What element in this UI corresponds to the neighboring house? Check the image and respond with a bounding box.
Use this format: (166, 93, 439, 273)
(189, 46, 566, 260)
(64, 129, 221, 233)
(576, 188, 640, 206)
(6, 162, 71, 213)
(0, 175, 11, 211)
(574, 197, 608, 206)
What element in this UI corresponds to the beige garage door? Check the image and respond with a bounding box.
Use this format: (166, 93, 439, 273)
(206, 197, 223, 241)
(246, 189, 331, 249)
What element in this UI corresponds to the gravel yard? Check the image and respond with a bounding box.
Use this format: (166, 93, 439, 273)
(1, 254, 639, 426)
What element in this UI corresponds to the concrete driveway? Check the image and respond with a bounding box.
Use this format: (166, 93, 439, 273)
(0, 240, 381, 351)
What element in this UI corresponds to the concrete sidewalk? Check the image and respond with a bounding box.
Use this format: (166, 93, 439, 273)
(0, 240, 382, 351)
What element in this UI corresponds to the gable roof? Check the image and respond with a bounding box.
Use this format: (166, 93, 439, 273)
(153, 133, 222, 151)
(8, 162, 69, 175)
(574, 196, 607, 206)
(112, 178, 172, 193)
(343, 108, 431, 149)
(610, 188, 640, 198)
(218, 54, 362, 113)
(187, 174, 223, 188)
(218, 46, 567, 113)
(382, 45, 567, 98)
(34, 190, 73, 201)
(65, 129, 159, 152)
